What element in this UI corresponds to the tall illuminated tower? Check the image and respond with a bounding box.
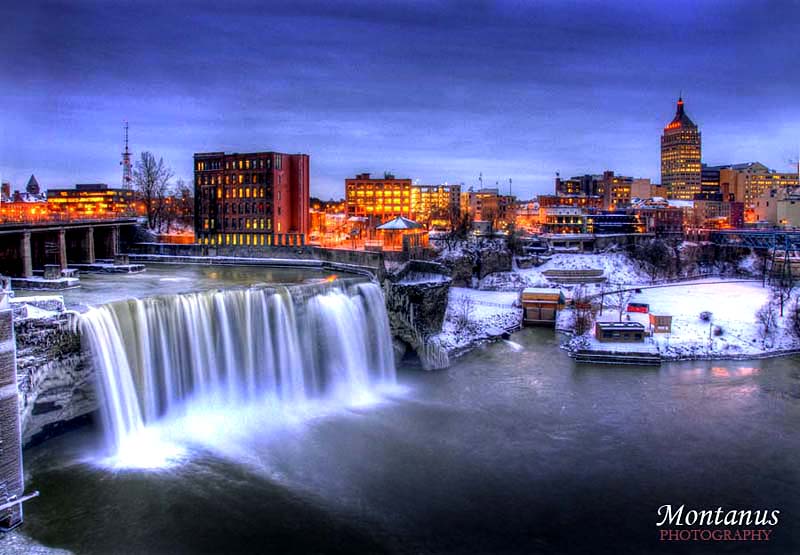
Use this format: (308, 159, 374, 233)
(661, 97, 701, 200)
(120, 121, 133, 190)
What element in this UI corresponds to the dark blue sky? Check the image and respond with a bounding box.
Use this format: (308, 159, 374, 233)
(1, 0, 798, 199)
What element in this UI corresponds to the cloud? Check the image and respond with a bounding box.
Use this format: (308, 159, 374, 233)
(1, 0, 798, 198)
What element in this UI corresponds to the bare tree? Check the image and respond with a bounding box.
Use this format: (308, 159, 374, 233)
(453, 294, 475, 330)
(505, 223, 524, 256)
(440, 211, 473, 251)
(756, 301, 778, 348)
(161, 178, 194, 233)
(771, 259, 795, 317)
(604, 286, 634, 322)
(630, 239, 672, 283)
(572, 285, 595, 336)
(134, 151, 174, 230)
(789, 295, 800, 340)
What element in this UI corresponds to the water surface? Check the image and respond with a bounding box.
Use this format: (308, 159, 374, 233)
(21, 328, 800, 554)
(15, 263, 337, 309)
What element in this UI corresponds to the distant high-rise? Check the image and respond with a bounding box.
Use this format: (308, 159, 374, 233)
(661, 97, 701, 200)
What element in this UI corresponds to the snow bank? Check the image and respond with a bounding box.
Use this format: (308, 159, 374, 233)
(480, 252, 648, 291)
(433, 287, 522, 354)
(10, 295, 66, 320)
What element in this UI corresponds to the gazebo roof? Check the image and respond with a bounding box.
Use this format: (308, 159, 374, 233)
(376, 216, 424, 230)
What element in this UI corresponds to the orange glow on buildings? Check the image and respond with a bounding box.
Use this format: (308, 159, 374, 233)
(0, 202, 51, 223)
(47, 184, 136, 218)
(345, 173, 461, 231)
(346, 173, 414, 225)
(2, 183, 136, 224)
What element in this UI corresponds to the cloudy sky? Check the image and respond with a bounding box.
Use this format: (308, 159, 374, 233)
(1, 0, 798, 199)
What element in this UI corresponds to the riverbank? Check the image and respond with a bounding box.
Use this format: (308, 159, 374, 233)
(432, 287, 522, 356)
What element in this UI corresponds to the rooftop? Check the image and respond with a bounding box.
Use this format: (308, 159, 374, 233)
(663, 97, 697, 131)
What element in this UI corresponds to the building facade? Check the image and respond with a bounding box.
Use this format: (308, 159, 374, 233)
(717, 162, 799, 209)
(345, 173, 414, 227)
(538, 194, 603, 211)
(461, 188, 516, 229)
(630, 178, 654, 200)
(597, 171, 633, 210)
(661, 97, 702, 200)
(540, 207, 587, 234)
(629, 198, 684, 237)
(194, 151, 310, 247)
(555, 172, 644, 210)
(586, 212, 645, 234)
(46, 184, 135, 218)
(412, 184, 462, 228)
(753, 187, 800, 228)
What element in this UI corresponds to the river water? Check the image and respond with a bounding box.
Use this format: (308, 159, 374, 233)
(14, 266, 800, 554)
(15, 263, 337, 310)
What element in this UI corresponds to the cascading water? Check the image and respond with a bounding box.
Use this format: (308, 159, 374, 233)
(80, 282, 396, 463)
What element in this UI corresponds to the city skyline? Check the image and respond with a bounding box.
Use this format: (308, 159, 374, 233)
(1, 0, 799, 200)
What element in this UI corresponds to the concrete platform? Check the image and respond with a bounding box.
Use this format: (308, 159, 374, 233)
(10, 277, 80, 290)
(70, 262, 145, 274)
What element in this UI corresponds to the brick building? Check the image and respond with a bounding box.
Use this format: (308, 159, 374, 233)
(194, 151, 309, 247)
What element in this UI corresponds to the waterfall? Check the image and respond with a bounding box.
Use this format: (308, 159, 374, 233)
(80, 282, 396, 457)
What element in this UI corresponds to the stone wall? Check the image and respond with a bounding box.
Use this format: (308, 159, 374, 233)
(0, 308, 24, 529)
(14, 313, 95, 445)
(127, 242, 386, 280)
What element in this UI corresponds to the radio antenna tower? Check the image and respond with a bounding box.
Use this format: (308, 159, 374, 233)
(120, 120, 133, 190)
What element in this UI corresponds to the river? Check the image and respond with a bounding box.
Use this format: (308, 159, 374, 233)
(14, 263, 337, 310)
(12, 265, 800, 554)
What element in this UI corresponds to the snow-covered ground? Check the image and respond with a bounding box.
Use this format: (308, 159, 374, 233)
(397, 271, 450, 285)
(9, 295, 66, 320)
(481, 252, 649, 291)
(433, 287, 522, 354)
(590, 280, 799, 360)
(431, 249, 795, 362)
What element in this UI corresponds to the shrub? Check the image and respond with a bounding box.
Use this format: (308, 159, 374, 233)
(453, 295, 474, 329)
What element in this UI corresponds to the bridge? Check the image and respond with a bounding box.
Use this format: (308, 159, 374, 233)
(704, 229, 800, 251)
(0, 218, 139, 278)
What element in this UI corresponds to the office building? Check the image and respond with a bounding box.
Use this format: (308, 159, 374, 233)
(661, 97, 702, 200)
